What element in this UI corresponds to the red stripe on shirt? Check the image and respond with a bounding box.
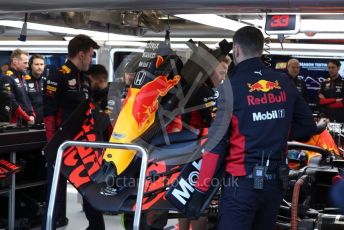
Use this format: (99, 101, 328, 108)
(226, 115, 246, 176)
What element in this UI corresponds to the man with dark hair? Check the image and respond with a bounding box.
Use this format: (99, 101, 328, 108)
(43, 34, 99, 229)
(27, 54, 45, 124)
(86, 64, 108, 109)
(318, 59, 344, 122)
(187, 26, 316, 230)
(68, 34, 99, 59)
(4, 48, 35, 125)
(44, 34, 100, 140)
(287, 58, 308, 102)
(77, 64, 108, 230)
(181, 57, 231, 130)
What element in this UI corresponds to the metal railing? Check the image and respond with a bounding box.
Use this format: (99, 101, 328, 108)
(46, 141, 148, 230)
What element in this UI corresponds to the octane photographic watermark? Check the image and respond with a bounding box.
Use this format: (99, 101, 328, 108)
(104, 174, 239, 189)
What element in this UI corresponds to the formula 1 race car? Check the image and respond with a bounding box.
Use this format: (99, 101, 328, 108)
(44, 39, 232, 219)
(276, 121, 344, 230)
(44, 38, 344, 230)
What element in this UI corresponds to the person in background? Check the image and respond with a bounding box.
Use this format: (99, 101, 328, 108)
(3, 49, 35, 125)
(86, 64, 113, 139)
(43, 34, 100, 229)
(121, 55, 141, 101)
(179, 57, 230, 230)
(318, 59, 344, 122)
(27, 54, 45, 124)
(182, 57, 231, 130)
(1, 63, 9, 75)
(81, 64, 109, 230)
(86, 64, 109, 109)
(287, 58, 308, 102)
(0, 74, 11, 122)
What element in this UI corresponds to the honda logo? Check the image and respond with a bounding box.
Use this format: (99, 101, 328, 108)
(134, 71, 146, 86)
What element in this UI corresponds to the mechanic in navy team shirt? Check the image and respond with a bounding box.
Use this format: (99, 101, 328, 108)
(318, 59, 344, 122)
(43, 34, 101, 229)
(287, 58, 308, 102)
(3, 49, 35, 125)
(27, 54, 46, 124)
(187, 26, 316, 230)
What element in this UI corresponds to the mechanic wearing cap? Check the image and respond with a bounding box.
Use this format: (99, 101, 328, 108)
(26, 54, 45, 124)
(3, 49, 35, 125)
(318, 59, 344, 122)
(187, 26, 316, 230)
(43, 34, 101, 229)
(287, 58, 308, 102)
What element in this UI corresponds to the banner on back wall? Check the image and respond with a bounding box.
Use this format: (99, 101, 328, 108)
(270, 55, 344, 105)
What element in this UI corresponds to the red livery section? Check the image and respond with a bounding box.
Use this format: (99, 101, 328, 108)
(132, 75, 180, 130)
(265, 80, 281, 90)
(247, 80, 281, 92)
(61, 102, 103, 188)
(247, 82, 264, 92)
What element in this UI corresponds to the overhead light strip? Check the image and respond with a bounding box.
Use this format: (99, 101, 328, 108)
(270, 33, 344, 40)
(300, 19, 344, 32)
(0, 40, 68, 46)
(0, 20, 136, 40)
(175, 14, 247, 31)
(0, 20, 231, 43)
(66, 36, 231, 43)
(269, 43, 344, 50)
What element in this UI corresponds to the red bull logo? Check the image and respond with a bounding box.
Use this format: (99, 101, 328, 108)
(132, 75, 180, 130)
(247, 80, 281, 92)
(247, 91, 287, 106)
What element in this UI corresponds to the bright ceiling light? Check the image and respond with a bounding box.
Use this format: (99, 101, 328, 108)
(0, 40, 68, 46)
(0, 20, 230, 43)
(0, 20, 136, 40)
(104, 41, 217, 49)
(65, 36, 231, 43)
(300, 20, 344, 32)
(269, 43, 344, 50)
(175, 14, 247, 31)
(270, 33, 344, 40)
(267, 43, 344, 57)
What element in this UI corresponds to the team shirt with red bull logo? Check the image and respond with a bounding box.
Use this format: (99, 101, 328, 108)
(319, 76, 344, 122)
(43, 60, 90, 140)
(3, 68, 34, 123)
(288, 73, 308, 102)
(27, 73, 45, 124)
(195, 57, 316, 192)
(44, 60, 89, 121)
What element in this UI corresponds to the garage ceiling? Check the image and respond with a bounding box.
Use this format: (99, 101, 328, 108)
(0, 0, 344, 41)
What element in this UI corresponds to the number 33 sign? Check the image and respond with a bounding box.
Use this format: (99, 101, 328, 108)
(264, 14, 300, 34)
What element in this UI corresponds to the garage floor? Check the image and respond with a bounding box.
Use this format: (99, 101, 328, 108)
(56, 184, 178, 230)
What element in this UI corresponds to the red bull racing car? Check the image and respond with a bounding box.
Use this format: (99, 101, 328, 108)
(44, 39, 344, 230)
(44, 39, 232, 221)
